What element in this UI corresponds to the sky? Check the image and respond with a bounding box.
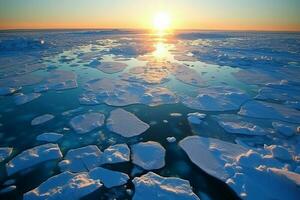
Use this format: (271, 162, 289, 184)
(0, 0, 300, 31)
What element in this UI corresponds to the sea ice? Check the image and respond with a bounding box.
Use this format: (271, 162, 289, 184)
(239, 100, 300, 123)
(187, 112, 206, 125)
(166, 136, 176, 143)
(214, 114, 267, 136)
(31, 114, 54, 126)
(272, 121, 297, 137)
(6, 143, 62, 176)
(182, 86, 249, 111)
(132, 172, 199, 200)
(0, 87, 20, 96)
(69, 112, 105, 134)
(59, 145, 102, 172)
(0, 147, 13, 162)
(93, 61, 128, 74)
(100, 143, 130, 164)
(14, 93, 41, 105)
(106, 108, 149, 137)
(131, 141, 165, 170)
(23, 171, 102, 200)
(89, 167, 129, 188)
(36, 132, 63, 142)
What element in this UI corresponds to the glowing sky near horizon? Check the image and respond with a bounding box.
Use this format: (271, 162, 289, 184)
(0, 0, 299, 31)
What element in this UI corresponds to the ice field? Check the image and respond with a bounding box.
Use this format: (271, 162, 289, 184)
(0, 30, 300, 200)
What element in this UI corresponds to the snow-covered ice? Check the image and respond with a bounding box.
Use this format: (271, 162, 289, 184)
(59, 145, 102, 172)
(69, 112, 105, 134)
(31, 114, 54, 126)
(187, 112, 206, 125)
(131, 141, 166, 170)
(92, 61, 128, 74)
(23, 171, 102, 200)
(14, 93, 41, 105)
(0, 147, 13, 162)
(36, 132, 63, 142)
(6, 143, 62, 176)
(89, 167, 129, 188)
(106, 108, 149, 137)
(132, 172, 199, 200)
(100, 143, 130, 164)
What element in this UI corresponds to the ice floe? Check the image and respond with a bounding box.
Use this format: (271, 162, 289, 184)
(132, 172, 199, 200)
(6, 143, 62, 176)
(182, 86, 250, 111)
(80, 77, 178, 106)
(31, 114, 54, 126)
(14, 93, 41, 105)
(0, 185, 16, 194)
(59, 145, 102, 172)
(179, 136, 300, 200)
(100, 143, 130, 164)
(214, 114, 267, 136)
(0, 87, 20, 96)
(0, 147, 13, 162)
(106, 109, 149, 137)
(166, 136, 176, 143)
(23, 171, 102, 200)
(239, 100, 300, 123)
(0, 74, 42, 88)
(92, 61, 128, 74)
(69, 112, 105, 134)
(187, 112, 206, 125)
(131, 141, 165, 170)
(272, 121, 298, 137)
(36, 132, 63, 142)
(89, 167, 129, 188)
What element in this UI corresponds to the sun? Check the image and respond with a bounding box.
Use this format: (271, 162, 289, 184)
(153, 12, 171, 32)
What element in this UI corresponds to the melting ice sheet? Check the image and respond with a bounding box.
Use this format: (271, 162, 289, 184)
(0, 30, 300, 200)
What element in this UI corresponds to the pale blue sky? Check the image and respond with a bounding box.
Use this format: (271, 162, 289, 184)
(0, 0, 299, 30)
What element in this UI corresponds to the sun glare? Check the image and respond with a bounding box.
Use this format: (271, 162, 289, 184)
(153, 12, 171, 33)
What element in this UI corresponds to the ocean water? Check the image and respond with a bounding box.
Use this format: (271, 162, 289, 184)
(0, 30, 300, 200)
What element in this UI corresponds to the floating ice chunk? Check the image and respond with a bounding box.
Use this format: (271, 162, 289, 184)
(14, 93, 41, 105)
(170, 64, 204, 86)
(100, 143, 130, 164)
(69, 112, 105, 134)
(170, 112, 182, 117)
(131, 141, 165, 170)
(272, 121, 297, 137)
(0, 185, 16, 194)
(89, 167, 129, 188)
(0, 147, 13, 162)
(0, 87, 20, 96)
(187, 112, 206, 125)
(239, 100, 300, 123)
(265, 145, 292, 161)
(255, 85, 300, 102)
(3, 179, 15, 186)
(93, 61, 128, 74)
(0, 74, 42, 87)
(59, 145, 102, 173)
(36, 132, 63, 142)
(106, 109, 149, 137)
(34, 70, 78, 92)
(6, 143, 62, 176)
(232, 69, 279, 85)
(31, 114, 54, 126)
(166, 137, 176, 143)
(183, 86, 249, 111)
(23, 171, 102, 200)
(179, 136, 248, 181)
(132, 172, 199, 200)
(174, 54, 197, 62)
(214, 114, 267, 136)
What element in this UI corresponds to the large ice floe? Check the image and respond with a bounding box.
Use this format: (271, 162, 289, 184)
(69, 112, 105, 134)
(91, 61, 128, 74)
(23, 171, 102, 200)
(182, 86, 250, 111)
(59, 145, 102, 172)
(6, 143, 62, 176)
(179, 136, 300, 200)
(89, 167, 129, 188)
(100, 143, 130, 164)
(131, 141, 166, 170)
(106, 108, 149, 137)
(213, 114, 267, 136)
(14, 93, 41, 105)
(34, 70, 78, 92)
(132, 172, 199, 200)
(31, 114, 55, 126)
(36, 132, 63, 142)
(0, 147, 13, 162)
(239, 100, 300, 123)
(79, 77, 178, 106)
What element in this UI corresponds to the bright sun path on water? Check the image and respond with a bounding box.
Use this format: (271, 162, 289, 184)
(153, 12, 171, 35)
